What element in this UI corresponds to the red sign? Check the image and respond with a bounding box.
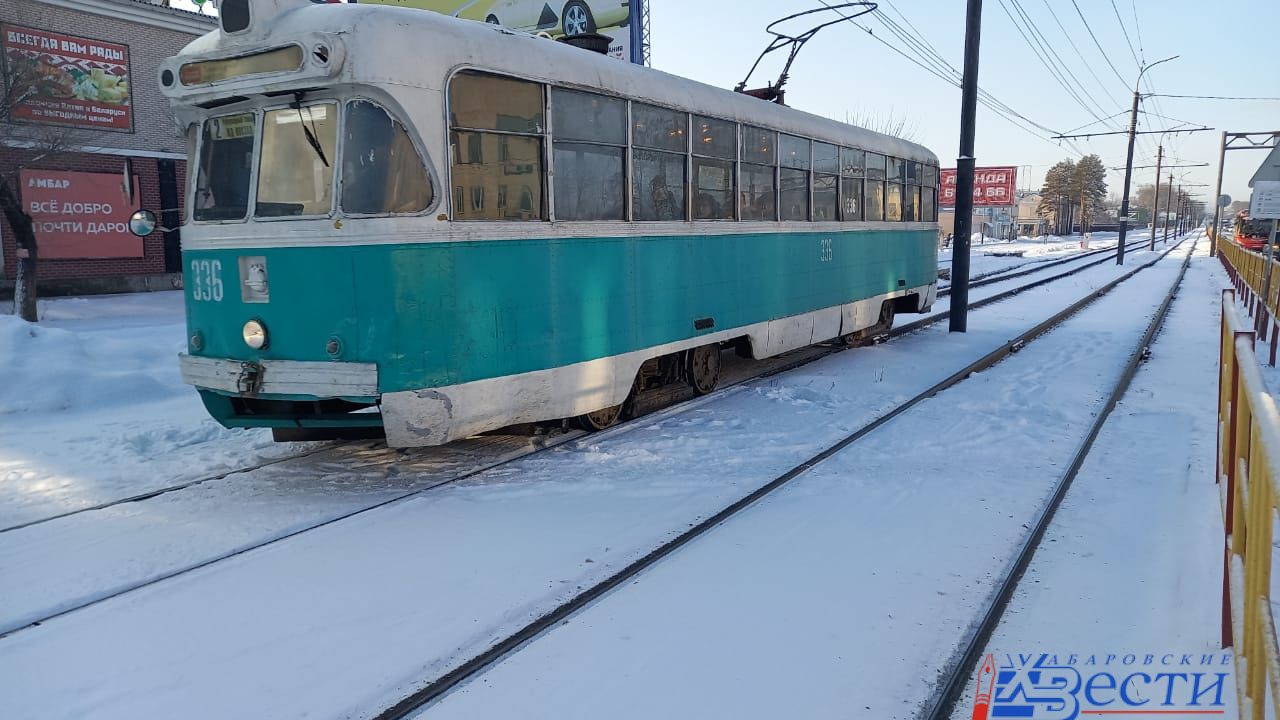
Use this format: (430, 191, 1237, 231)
(21, 170, 143, 259)
(939, 166, 1017, 208)
(2, 25, 132, 131)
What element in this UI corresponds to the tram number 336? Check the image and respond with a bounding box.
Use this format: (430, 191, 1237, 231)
(190, 259, 224, 302)
(820, 238, 833, 262)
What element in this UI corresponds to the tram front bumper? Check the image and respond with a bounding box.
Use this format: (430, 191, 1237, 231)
(178, 353, 378, 399)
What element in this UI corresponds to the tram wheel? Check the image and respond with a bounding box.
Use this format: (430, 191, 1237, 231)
(687, 343, 722, 395)
(562, 0, 595, 35)
(842, 301, 897, 346)
(485, 14, 500, 24)
(574, 402, 624, 431)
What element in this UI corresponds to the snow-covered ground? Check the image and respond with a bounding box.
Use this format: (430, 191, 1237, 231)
(0, 234, 1228, 720)
(947, 238, 1233, 718)
(0, 292, 315, 530)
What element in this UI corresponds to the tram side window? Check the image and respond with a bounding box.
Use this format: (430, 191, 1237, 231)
(813, 142, 839, 221)
(779, 135, 810, 221)
(342, 100, 433, 215)
(864, 152, 885, 222)
(923, 165, 938, 222)
(195, 112, 255, 221)
(551, 89, 625, 221)
(740, 125, 776, 221)
(256, 103, 338, 217)
(449, 72, 545, 220)
(884, 156, 904, 221)
(632, 103, 687, 221)
(692, 115, 735, 220)
(840, 147, 864, 221)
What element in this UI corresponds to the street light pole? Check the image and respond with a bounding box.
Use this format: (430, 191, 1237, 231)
(948, 0, 983, 333)
(1163, 173, 1174, 244)
(1115, 55, 1178, 265)
(1210, 131, 1227, 255)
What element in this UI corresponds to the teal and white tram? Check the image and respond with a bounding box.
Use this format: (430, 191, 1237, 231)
(159, 0, 940, 447)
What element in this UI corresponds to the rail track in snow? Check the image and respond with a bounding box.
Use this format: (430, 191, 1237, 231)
(368, 237, 1195, 720)
(0, 236, 1177, 641)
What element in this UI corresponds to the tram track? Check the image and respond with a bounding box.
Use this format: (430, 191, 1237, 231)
(368, 235, 1194, 720)
(1, 232, 1149, 538)
(919, 237, 1198, 720)
(0, 236, 1174, 641)
(937, 236, 1149, 297)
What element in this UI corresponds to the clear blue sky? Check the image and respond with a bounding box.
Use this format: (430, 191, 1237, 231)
(650, 0, 1280, 205)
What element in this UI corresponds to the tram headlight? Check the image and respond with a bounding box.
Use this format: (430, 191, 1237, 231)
(242, 319, 268, 350)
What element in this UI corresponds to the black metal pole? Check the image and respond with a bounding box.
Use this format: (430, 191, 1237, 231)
(1149, 144, 1162, 251)
(1116, 89, 1141, 265)
(949, 0, 983, 333)
(1163, 174, 1174, 243)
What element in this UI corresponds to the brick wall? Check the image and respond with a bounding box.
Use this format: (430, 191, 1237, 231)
(0, 146, 186, 281)
(1, 0, 210, 283)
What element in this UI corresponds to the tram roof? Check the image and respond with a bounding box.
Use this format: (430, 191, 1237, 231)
(176, 3, 936, 166)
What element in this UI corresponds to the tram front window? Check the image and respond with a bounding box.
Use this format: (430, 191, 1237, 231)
(256, 103, 338, 217)
(194, 112, 255, 221)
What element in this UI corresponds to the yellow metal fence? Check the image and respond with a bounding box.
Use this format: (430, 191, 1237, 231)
(1218, 289, 1280, 719)
(1219, 237, 1280, 365)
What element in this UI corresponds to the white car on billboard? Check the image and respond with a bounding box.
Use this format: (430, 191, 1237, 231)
(355, 0, 630, 37)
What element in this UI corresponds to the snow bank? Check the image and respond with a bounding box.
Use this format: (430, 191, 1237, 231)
(0, 313, 185, 415)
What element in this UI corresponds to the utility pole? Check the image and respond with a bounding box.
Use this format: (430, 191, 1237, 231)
(1210, 131, 1227, 255)
(949, 0, 983, 333)
(1051, 56, 1200, 262)
(1149, 145, 1163, 250)
(1116, 87, 1141, 265)
(1163, 174, 1174, 244)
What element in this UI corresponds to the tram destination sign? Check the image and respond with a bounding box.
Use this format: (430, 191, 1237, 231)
(1, 24, 132, 131)
(940, 166, 1018, 208)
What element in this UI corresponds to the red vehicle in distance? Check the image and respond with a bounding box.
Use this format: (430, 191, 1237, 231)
(1236, 212, 1272, 251)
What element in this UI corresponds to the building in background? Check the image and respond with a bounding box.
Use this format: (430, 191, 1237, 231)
(1015, 191, 1048, 237)
(1, 0, 215, 295)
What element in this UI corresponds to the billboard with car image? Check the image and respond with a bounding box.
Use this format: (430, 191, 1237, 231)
(347, 0, 642, 63)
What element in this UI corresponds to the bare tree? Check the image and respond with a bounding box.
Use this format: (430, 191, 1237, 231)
(843, 108, 921, 142)
(1, 41, 100, 322)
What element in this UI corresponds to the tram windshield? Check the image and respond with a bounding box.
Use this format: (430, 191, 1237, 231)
(194, 113, 255, 221)
(193, 100, 432, 222)
(257, 103, 337, 217)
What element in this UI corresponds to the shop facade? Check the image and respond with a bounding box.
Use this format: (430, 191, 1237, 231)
(1, 0, 215, 295)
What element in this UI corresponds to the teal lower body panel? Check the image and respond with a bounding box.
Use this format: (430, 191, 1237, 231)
(180, 227, 938, 438)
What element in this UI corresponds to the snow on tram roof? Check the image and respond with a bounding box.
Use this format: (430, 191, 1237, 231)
(176, 2, 936, 165)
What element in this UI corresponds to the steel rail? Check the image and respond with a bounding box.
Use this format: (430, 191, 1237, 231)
(938, 236, 1150, 297)
(0, 441, 346, 534)
(1, 237, 1173, 639)
(919, 233, 1199, 720)
(370, 236, 1193, 720)
(3, 235, 1147, 535)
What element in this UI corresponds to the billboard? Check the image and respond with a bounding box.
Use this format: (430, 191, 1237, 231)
(347, 0, 642, 63)
(20, 170, 143, 259)
(940, 166, 1017, 208)
(1, 25, 132, 132)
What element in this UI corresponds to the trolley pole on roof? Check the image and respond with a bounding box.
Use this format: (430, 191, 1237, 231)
(949, 0, 983, 333)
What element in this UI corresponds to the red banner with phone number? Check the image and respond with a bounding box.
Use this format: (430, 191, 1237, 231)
(939, 166, 1017, 208)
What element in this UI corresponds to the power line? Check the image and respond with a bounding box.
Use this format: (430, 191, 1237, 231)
(1128, 0, 1144, 61)
(814, 0, 1087, 155)
(1107, 0, 1141, 68)
(1068, 0, 1129, 89)
(1150, 93, 1280, 101)
(994, 0, 1114, 125)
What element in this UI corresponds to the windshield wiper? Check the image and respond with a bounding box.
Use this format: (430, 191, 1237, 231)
(292, 94, 329, 168)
